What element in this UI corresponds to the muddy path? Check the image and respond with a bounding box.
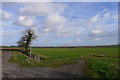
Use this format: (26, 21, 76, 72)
(2, 51, 85, 78)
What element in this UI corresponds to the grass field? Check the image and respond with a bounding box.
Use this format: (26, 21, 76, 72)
(32, 47, 118, 58)
(8, 47, 119, 78)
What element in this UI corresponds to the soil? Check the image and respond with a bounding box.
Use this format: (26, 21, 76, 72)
(2, 51, 85, 78)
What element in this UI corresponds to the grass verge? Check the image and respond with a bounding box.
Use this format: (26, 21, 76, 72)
(8, 51, 76, 67)
(84, 57, 119, 78)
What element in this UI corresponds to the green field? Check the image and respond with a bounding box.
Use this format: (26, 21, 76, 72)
(9, 47, 119, 78)
(32, 47, 118, 58)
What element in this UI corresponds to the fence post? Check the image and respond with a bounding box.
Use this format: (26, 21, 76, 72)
(30, 46, 31, 58)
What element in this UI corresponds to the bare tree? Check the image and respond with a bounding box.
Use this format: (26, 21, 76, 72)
(17, 29, 37, 56)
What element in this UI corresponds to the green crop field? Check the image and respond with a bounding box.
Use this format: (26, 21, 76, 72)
(9, 47, 119, 78)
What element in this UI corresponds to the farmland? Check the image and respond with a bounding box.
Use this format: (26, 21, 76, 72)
(8, 47, 119, 78)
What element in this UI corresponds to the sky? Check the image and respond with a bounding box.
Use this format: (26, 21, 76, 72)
(0, 2, 118, 46)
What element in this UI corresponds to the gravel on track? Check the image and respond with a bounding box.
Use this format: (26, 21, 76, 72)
(2, 51, 85, 78)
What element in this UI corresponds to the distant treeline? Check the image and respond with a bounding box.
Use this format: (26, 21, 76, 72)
(32, 45, 118, 48)
(0, 44, 119, 48)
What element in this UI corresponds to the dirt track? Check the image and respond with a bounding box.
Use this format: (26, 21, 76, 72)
(2, 51, 85, 78)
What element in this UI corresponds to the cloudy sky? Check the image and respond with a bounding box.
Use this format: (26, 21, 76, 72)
(0, 2, 118, 46)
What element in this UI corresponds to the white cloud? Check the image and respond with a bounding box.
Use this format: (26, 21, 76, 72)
(43, 28, 50, 32)
(93, 38, 100, 41)
(44, 14, 67, 28)
(0, 31, 16, 36)
(19, 3, 67, 16)
(112, 15, 118, 20)
(96, 38, 100, 41)
(65, 38, 81, 45)
(103, 12, 110, 19)
(90, 14, 99, 22)
(102, 8, 108, 12)
(76, 39, 81, 42)
(0, 10, 13, 20)
(56, 26, 81, 37)
(14, 2, 74, 37)
(14, 2, 68, 31)
(91, 29, 103, 35)
(87, 9, 117, 41)
(14, 16, 35, 27)
(13, 2, 117, 41)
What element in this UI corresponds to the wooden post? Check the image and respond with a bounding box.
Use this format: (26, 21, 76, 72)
(30, 46, 31, 58)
